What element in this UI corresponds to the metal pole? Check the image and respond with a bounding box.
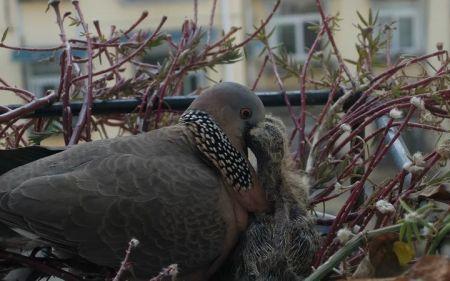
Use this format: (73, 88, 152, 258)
(375, 116, 412, 176)
(375, 116, 412, 170)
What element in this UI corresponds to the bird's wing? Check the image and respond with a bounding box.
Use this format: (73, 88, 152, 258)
(0, 126, 228, 277)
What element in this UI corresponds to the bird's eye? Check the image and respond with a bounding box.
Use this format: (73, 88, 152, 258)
(240, 108, 252, 119)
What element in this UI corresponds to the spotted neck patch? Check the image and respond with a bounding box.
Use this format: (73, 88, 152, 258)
(180, 110, 252, 191)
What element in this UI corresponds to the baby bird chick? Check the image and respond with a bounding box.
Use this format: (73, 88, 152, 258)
(222, 115, 320, 281)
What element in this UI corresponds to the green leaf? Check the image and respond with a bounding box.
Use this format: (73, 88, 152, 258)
(28, 120, 62, 145)
(68, 16, 81, 27)
(357, 11, 368, 26)
(399, 200, 414, 213)
(373, 10, 379, 25)
(146, 35, 166, 48)
(344, 58, 358, 65)
(1, 27, 9, 44)
(399, 223, 406, 241)
(411, 222, 422, 240)
(405, 222, 413, 244)
(266, 26, 276, 39)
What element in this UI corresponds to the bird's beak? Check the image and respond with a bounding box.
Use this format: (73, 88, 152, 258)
(243, 120, 265, 169)
(244, 124, 256, 157)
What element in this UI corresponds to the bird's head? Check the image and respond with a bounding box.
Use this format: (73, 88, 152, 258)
(180, 82, 267, 201)
(186, 82, 265, 151)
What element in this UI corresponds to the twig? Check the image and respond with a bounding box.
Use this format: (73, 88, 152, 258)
(93, 20, 122, 82)
(71, 16, 167, 84)
(112, 239, 139, 281)
(262, 27, 299, 133)
(107, 11, 149, 44)
(0, 86, 35, 102)
(315, 0, 357, 89)
(206, 0, 218, 45)
(149, 264, 179, 281)
(251, 55, 269, 90)
(193, 0, 198, 25)
(0, 91, 56, 123)
(50, 0, 73, 144)
(298, 24, 326, 164)
(69, 0, 94, 145)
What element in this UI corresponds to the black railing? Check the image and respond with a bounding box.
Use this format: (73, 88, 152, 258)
(5, 89, 348, 117)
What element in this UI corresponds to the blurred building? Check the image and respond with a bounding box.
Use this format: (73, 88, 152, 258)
(0, 0, 247, 105)
(0, 0, 448, 103)
(249, 0, 449, 90)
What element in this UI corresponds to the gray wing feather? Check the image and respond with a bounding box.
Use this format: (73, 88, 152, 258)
(0, 126, 227, 277)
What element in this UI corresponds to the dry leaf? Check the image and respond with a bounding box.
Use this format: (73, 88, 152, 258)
(352, 233, 406, 279)
(348, 250, 450, 281)
(368, 233, 404, 277)
(338, 277, 397, 281)
(394, 256, 450, 281)
(417, 184, 450, 203)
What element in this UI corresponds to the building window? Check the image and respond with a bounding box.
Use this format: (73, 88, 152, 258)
(26, 61, 60, 98)
(183, 72, 203, 94)
(374, 1, 424, 55)
(271, 13, 320, 61)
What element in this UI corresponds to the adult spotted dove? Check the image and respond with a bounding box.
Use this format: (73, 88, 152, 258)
(0, 82, 269, 280)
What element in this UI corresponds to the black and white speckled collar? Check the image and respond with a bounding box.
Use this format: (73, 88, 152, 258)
(180, 110, 252, 191)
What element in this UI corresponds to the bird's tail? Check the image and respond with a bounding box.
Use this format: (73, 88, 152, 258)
(0, 146, 63, 175)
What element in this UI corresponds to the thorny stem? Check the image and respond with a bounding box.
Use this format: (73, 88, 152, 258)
(315, 0, 357, 89)
(0, 43, 63, 52)
(112, 239, 138, 281)
(0, 91, 56, 123)
(193, 0, 198, 25)
(206, 0, 218, 45)
(71, 16, 167, 84)
(107, 11, 149, 44)
(69, 0, 94, 145)
(251, 55, 269, 91)
(233, 0, 281, 50)
(262, 28, 300, 134)
(316, 106, 416, 264)
(50, 0, 73, 144)
(347, 50, 448, 113)
(151, 42, 184, 130)
(93, 20, 122, 82)
(0, 86, 35, 102)
(313, 90, 441, 160)
(307, 70, 342, 140)
(14, 119, 34, 147)
(205, 0, 281, 59)
(298, 24, 326, 165)
(386, 26, 392, 67)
